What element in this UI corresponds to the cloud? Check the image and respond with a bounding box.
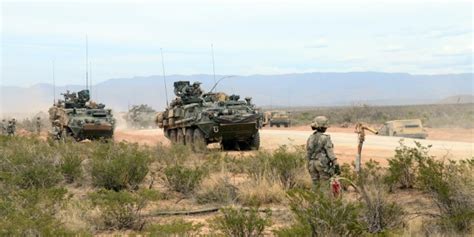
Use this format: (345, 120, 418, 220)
(304, 38, 328, 49)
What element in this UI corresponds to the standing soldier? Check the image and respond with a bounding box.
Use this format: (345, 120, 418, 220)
(51, 120, 63, 140)
(0, 119, 6, 135)
(306, 116, 340, 190)
(7, 118, 16, 136)
(36, 117, 42, 135)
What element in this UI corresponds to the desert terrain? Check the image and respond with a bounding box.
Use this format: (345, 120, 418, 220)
(115, 126, 474, 165)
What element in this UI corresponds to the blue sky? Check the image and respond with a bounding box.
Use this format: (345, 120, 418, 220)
(1, 0, 472, 86)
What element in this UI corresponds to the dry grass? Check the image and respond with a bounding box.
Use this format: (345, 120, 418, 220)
(237, 177, 286, 206)
(196, 172, 238, 205)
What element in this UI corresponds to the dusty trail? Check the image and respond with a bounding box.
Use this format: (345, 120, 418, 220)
(115, 128, 473, 165)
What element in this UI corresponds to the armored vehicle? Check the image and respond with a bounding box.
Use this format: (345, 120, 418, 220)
(263, 110, 291, 127)
(377, 119, 427, 139)
(156, 81, 262, 150)
(124, 104, 157, 129)
(48, 89, 115, 141)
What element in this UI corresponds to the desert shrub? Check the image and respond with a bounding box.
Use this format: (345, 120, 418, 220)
(0, 187, 79, 236)
(210, 206, 272, 237)
(164, 164, 206, 195)
(57, 143, 85, 183)
(268, 146, 306, 189)
(145, 218, 203, 236)
(196, 174, 238, 204)
(285, 189, 365, 237)
(418, 158, 474, 233)
(0, 137, 63, 188)
(384, 141, 431, 190)
(245, 146, 306, 189)
(204, 152, 247, 174)
(91, 142, 151, 191)
(155, 143, 192, 165)
(360, 182, 406, 234)
(89, 189, 159, 230)
(237, 178, 286, 206)
(273, 223, 311, 237)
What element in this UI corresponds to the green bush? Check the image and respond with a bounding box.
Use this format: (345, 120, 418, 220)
(164, 165, 206, 195)
(0, 187, 79, 236)
(57, 143, 85, 183)
(89, 189, 159, 230)
(285, 189, 365, 237)
(210, 207, 272, 237)
(246, 146, 306, 189)
(0, 137, 63, 188)
(145, 218, 203, 236)
(384, 141, 431, 190)
(418, 158, 474, 233)
(91, 142, 151, 191)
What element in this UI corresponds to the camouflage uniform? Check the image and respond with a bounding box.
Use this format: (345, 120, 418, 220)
(7, 119, 16, 136)
(51, 120, 63, 140)
(0, 119, 6, 135)
(306, 116, 339, 187)
(36, 117, 41, 134)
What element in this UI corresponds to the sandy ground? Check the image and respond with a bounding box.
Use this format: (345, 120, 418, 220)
(115, 127, 473, 165)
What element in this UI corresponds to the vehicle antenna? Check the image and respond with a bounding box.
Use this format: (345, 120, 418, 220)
(160, 48, 169, 107)
(90, 61, 92, 100)
(211, 44, 216, 84)
(52, 59, 56, 104)
(209, 75, 235, 93)
(85, 34, 89, 91)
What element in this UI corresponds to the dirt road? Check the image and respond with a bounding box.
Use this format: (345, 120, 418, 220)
(115, 128, 473, 165)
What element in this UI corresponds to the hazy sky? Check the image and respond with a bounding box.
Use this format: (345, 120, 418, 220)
(1, 0, 472, 87)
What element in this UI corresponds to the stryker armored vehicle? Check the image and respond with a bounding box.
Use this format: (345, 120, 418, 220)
(263, 110, 291, 127)
(124, 104, 157, 129)
(377, 119, 428, 139)
(156, 81, 262, 150)
(48, 89, 115, 141)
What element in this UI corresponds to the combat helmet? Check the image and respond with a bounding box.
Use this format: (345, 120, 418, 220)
(311, 116, 329, 129)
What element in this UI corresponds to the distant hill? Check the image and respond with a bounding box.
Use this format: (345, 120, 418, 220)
(438, 95, 474, 104)
(1, 72, 473, 116)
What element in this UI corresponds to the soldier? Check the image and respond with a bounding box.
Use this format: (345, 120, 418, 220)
(245, 97, 253, 106)
(7, 118, 16, 136)
(36, 117, 41, 135)
(0, 119, 6, 135)
(51, 120, 63, 140)
(191, 81, 203, 97)
(306, 116, 340, 189)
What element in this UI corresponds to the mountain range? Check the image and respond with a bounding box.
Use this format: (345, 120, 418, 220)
(1, 72, 472, 116)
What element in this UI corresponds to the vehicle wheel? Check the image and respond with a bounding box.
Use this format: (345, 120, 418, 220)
(177, 129, 185, 145)
(276, 124, 280, 128)
(249, 132, 260, 150)
(270, 122, 273, 127)
(284, 123, 289, 128)
(185, 128, 194, 146)
(193, 128, 206, 151)
(169, 129, 177, 143)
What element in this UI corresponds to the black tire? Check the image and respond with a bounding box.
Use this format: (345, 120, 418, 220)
(270, 122, 273, 127)
(193, 128, 206, 151)
(185, 128, 194, 146)
(177, 129, 185, 145)
(169, 129, 177, 143)
(284, 123, 289, 128)
(249, 132, 260, 150)
(276, 124, 280, 128)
